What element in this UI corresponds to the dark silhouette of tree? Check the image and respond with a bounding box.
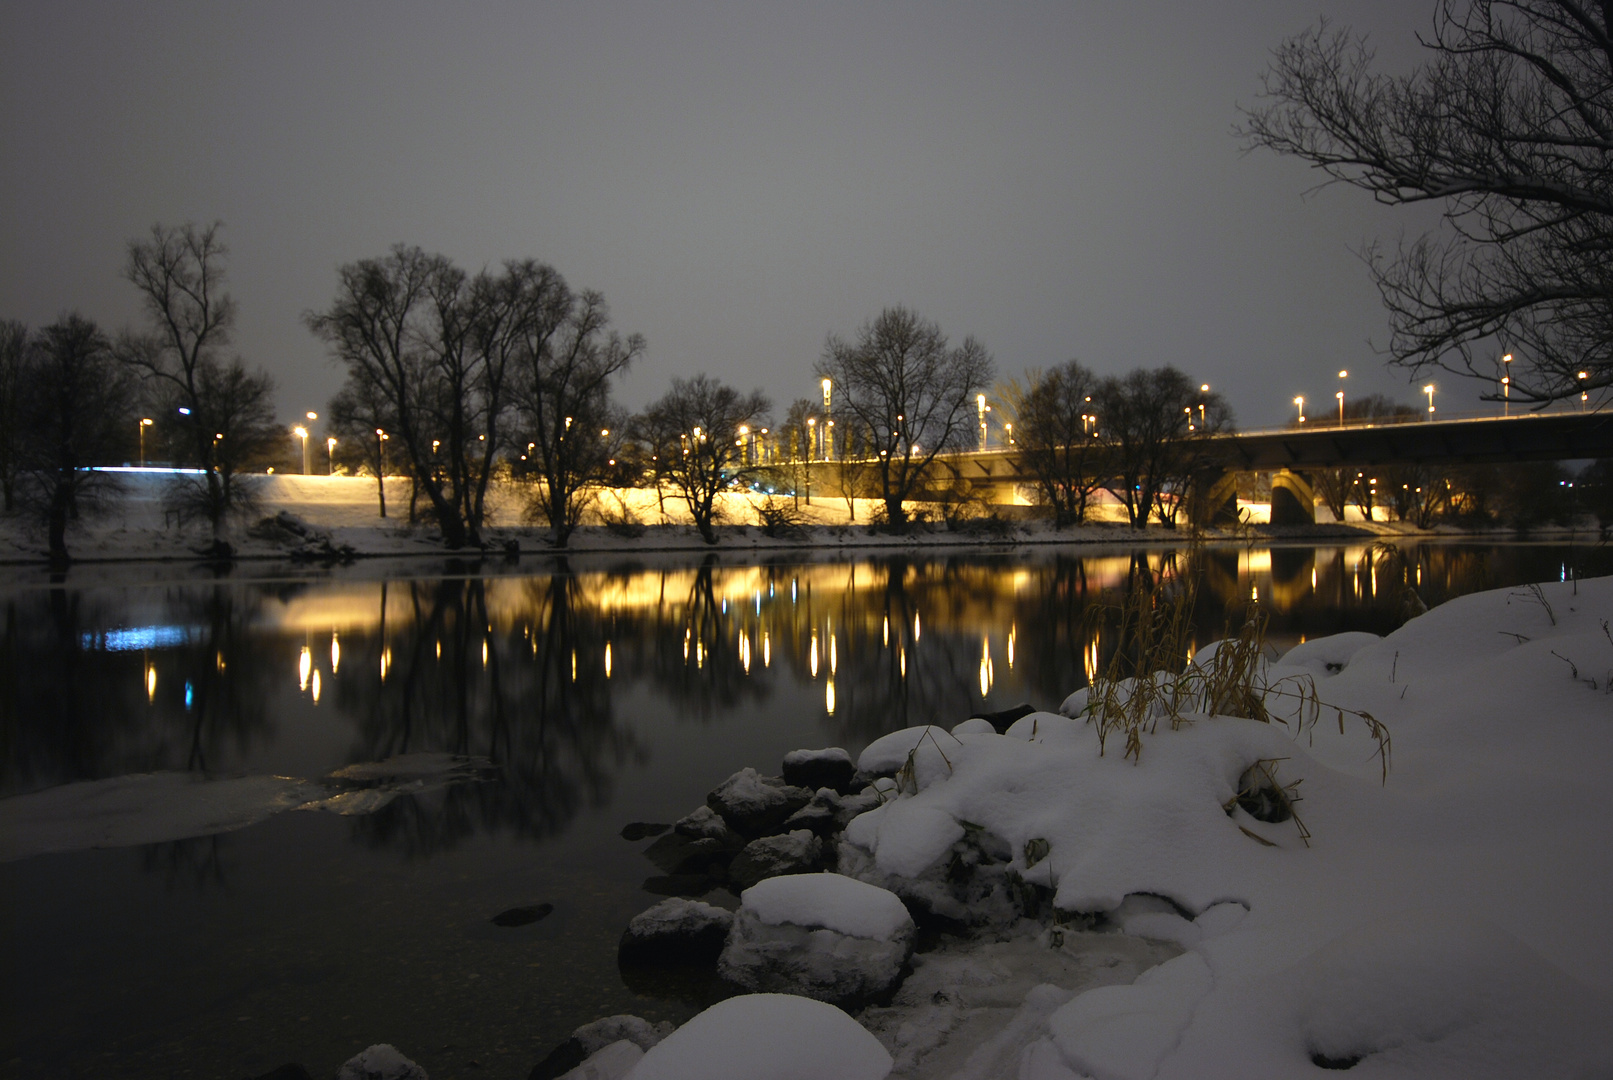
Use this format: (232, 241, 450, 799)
(1242, 1, 1613, 405)
(637, 375, 770, 543)
(0, 320, 26, 512)
(1094, 367, 1232, 528)
(16, 315, 133, 564)
(327, 370, 397, 516)
(1019, 360, 1106, 527)
(818, 307, 994, 526)
(506, 269, 642, 546)
(123, 222, 277, 539)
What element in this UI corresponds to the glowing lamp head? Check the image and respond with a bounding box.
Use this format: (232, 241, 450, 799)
(292, 426, 307, 439)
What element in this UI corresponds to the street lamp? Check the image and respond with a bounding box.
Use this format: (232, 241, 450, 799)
(293, 425, 309, 474)
(139, 417, 154, 466)
(1423, 383, 1436, 418)
(1337, 370, 1348, 426)
(977, 393, 988, 451)
(1502, 353, 1512, 415)
(1579, 370, 1589, 409)
(806, 417, 816, 462)
(327, 437, 337, 474)
(822, 378, 833, 460)
(1199, 384, 1209, 428)
(376, 428, 388, 477)
(1294, 396, 1305, 424)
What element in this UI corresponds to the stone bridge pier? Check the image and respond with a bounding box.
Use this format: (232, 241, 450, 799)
(1269, 469, 1317, 525)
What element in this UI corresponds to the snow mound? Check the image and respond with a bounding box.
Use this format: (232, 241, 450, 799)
(626, 993, 892, 1080)
(740, 872, 913, 941)
(336, 1043, 427, 1080)
(1267, 631, 1380, 679)
(559, 1039, 641, 1080)
(1004, 711, 1086, 743)
(856, 726, 958, 777)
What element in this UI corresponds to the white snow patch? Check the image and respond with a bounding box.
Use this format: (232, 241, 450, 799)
(626, 993, 892, 1080)
(740, 873, 912, 941)
(857, 726, 959, 777)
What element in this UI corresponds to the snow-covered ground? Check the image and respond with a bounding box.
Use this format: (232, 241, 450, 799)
(568, 575, 1613, 1079)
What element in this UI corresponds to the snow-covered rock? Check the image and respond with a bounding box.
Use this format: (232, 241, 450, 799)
(856, 725, 960, 779)
(718, 873, 914, 1004)
(726, 829, 825, 890)
(627, 993, 892, 1080)
(780, 747, 856, 792)
(618, 898, 733, 967)
(556, 1039, 641, 1080)
(671, 804, 739, 844)
(950, 717, 998, 736)
(336, 1044, 427, 1080)
(706, 768, 812, 837)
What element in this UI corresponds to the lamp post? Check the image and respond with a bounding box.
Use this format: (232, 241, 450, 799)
(1578, 370, 1589, 409)
(1337, 370, 1348, 427)
(327, 437, 337, 474)
(293, 426, 309, 474)
(139, 417, 153, 466)
(977, 393, 988, 451)
(376, 428, 388, 476)
(1502, 353, 1512, 416)
(1294, 396, 1305, 424)
(822, 378, 833, 460)
(1423, 383, 1436, 418)
(1199, 384, 1209, 428)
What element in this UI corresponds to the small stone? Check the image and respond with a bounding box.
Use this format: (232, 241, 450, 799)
(336, 1044, 428, 1080)
(781, 747, 856, 793)
(491, 903, 554, 927)
(673, 805, 740, 845)
(782, 791, 842, 837)
(727, 830, 826, 891)
(620, 822, 671, 842)
(618, 897, 735, 967)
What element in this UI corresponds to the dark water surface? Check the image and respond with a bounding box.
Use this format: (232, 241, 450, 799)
(2, 540, 1608, 1079)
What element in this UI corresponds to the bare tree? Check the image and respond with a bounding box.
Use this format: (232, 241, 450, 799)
(1241, 1, 1613, 404)
(505, 267, 643, 546)
(636, 375, 770, 543)
(1018, 360, 1105, 526)
(308, 246, 531, 548)
(818, 307, 993, 526)
(1095, 367, 1232, 528)
(0, 320, 26, 512)
(327, 370, 397, 516)
(123, 222, 277, 537)
(16, 315, 134, 564)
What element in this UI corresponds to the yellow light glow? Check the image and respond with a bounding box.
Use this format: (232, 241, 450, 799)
(380, 648, 391, 681)
(330, 631, 340, 673)
(900, 647, 907, 678)
(979, 637, 993, 696)
(741, 634, 751, 673)
(146, 666, 157, 701)
(436, 640, 442, 660)
(571, 650, 577, 681)
(810, 632, 819, 678)
(829, 635, 837, 675)
(696, 641, 704, 669)
(482, 639, 489, 666)
(826, 680, 836, 715)
(913, 613, 921, 641)
(1007, 626, 1015, 668)
(605, 642, 613, 678)
(882, 616, 889, 647)
(299, 646, 311, 691)
(763, 632, 771, 668)
(311, 669, 321, 703)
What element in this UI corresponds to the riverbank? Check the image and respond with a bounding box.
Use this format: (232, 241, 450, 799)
(543, 573, 1613, 1079)
(0, 471, 1585, 567)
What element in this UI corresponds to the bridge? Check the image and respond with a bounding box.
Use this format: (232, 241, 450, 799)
(899, 408, 1613, 524)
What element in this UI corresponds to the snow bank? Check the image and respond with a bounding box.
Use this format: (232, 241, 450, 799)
(626, 994, 892, 1080)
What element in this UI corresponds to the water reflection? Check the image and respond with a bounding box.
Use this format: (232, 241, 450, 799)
(4, 541, 1608, 848)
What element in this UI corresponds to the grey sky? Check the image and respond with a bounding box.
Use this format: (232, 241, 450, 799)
(2, 0, 1453, 430)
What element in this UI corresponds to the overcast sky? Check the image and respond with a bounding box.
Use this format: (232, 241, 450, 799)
(3, 0, 1460, 430)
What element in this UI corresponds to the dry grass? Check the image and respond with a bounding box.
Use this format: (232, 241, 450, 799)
(1079, 560, 1392, 786)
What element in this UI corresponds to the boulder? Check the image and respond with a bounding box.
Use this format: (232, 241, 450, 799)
(643, 832, 737, 876)
(782, 790, 843, 837)
(718, 873, 914, 1006)
(628, 994, 892, 1080)
(727, 830, 826, 890)
(968, 702, 1036, 733)
(781, 748, 856, 793)
(673, 805, 741, 846)
(336, 1045, 428, 1080)
(706, 768, 813, 838)
(529, 1015, 674, 1080)
(618, 898, 734, 967)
